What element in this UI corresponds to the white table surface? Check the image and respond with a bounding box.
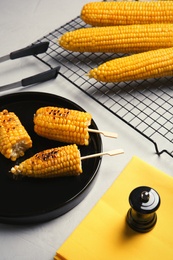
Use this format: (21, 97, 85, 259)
(0, 1, 172, 259)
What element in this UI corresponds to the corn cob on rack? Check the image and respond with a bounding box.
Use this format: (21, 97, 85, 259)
(0, 109, 32, 161)
(81, 1, 173, 26)
(88, 47, 173, 83)
(59, 24, 173, 53)
(10, 144, 82, 178)
(33, 106, 92, 145)
(57, 1, 173, 83)
(10, 144, 124, 178)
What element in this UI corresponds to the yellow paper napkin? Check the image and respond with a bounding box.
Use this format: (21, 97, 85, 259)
(55, 156, 173, 260)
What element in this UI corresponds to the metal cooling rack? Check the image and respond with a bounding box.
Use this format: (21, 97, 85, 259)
(33, 16, 173, 158)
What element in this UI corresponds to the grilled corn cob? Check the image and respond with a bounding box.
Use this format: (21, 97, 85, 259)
(33, 106, 92, 146)
(0, 109, 32, 161)
(59, 24, 173, 53)
(10, 144, 82, 178)
(88, 47, 173, 83)
(81, 1, 173, 26)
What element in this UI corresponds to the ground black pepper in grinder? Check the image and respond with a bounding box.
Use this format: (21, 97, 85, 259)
(126, 186, 161, 233)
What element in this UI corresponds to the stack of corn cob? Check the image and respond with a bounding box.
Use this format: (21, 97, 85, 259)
(58, 1, 173, 82)
(0, 107, 92, 178)
(0, 106, 122, 179)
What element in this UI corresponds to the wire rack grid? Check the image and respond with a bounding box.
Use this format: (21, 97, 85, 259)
(33, 16, 173, 158)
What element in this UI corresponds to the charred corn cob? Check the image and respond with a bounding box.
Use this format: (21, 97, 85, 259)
(10, 144, 82, 178)
(0, 109, 32, 161)
(59, 24, 173, 53)
(33, 106, 92, 146)
(88, 47, 173, 83)
(81, 1, 173, 26)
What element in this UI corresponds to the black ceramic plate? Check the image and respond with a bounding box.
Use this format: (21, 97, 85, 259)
(0, 92, 102, 224)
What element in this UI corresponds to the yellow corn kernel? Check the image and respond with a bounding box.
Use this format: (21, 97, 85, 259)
(88, 47, 173, 83)
(0, 109, 32, 161)
(33, 107, 92, 146)
(10, 144, 82, 178)
(59, 24, 173, 53)
(81, 1, 173, 26)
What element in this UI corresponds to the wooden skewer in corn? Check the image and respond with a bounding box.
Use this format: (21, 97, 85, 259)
(81, 148, 124, 160)
(88, 128, 118, 138)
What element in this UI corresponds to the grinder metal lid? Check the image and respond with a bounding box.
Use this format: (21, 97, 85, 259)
(129, 186, 161, 214)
